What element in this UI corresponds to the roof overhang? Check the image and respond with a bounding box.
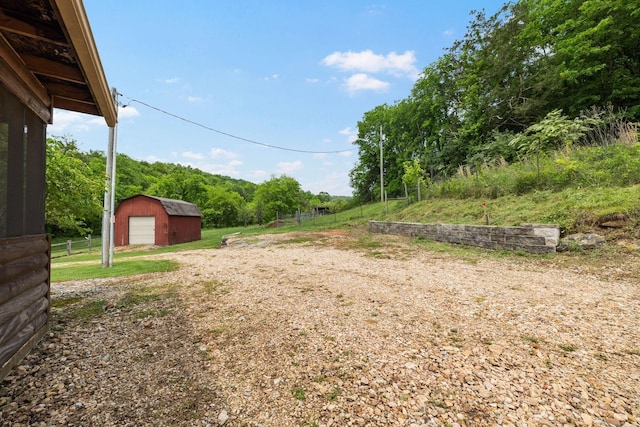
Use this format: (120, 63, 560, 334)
(0, 0, 116, 126)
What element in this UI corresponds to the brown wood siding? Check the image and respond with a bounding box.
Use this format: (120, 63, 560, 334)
(0, 234, 50, 380)
(114, 196, 169, 246)
(167, 215, 202, 245)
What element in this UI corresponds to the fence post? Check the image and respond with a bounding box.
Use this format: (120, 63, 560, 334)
(87, 234, 92, 251)
(66, 240, 72, 256)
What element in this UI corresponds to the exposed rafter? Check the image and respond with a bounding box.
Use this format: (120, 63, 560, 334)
(0, 0, 116, 126)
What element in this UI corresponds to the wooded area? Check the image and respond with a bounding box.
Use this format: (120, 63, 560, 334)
(45, 137, 351, 237)
(349, 0, 640, 201)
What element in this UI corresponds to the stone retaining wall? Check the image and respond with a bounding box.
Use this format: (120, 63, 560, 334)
(369, 221, 560, 254)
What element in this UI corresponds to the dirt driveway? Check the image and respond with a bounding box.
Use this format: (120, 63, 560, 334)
(2, 230, 639, 426)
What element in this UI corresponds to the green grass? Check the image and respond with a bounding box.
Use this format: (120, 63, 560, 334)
(68, 299, 106, 319)
(291, 386, 306, 400)
(51, 259, 180, 282)
(48, 142, 640, 284)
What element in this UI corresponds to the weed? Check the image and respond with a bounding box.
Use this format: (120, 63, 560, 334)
(593, 352, 609, 361)
(522, 335, 539, 344)
(202, 279, 228, 294)
(136, 309, 158, 318)
(312, 375, 325, 383)
(117, 289, 160, 309)
(327, 387, 341, 402)
(69, 299, 106, 319)
(292, 386, 306, 400)
(51, 296, 82, 308)
(558, 343, 577, 352)
(626, 348, 640, 356)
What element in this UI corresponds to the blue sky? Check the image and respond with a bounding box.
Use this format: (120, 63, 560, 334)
(48, 1, 506, 196)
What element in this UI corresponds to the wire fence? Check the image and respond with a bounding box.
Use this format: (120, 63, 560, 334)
(266, 208, 367, 229)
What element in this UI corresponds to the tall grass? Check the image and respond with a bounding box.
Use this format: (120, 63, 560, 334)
(424, 140, 640, 200)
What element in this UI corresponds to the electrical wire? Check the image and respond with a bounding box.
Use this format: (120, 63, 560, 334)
(123, 96, 354, 155)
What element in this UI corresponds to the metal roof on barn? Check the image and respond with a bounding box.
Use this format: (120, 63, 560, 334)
(144, 195, 202, 217)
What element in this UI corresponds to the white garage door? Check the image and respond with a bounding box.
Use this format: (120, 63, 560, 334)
(129, 216, 155, 245)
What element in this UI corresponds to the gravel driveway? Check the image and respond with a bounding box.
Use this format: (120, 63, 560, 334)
(2, 230, 639, 426)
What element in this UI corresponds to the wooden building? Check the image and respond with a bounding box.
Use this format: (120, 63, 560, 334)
(114, 195, 202, 247)
(0, 0, 116, 379)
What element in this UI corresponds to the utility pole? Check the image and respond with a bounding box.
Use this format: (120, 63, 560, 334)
(101, 88, 119, 268)
(379, 126, 385, 203)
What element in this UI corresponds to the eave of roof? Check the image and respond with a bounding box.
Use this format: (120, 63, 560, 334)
(53, 0, 116, 126)
(0, 0, 116, 126)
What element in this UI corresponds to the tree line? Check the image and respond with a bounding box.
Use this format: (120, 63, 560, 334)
(350, 0, 640, 201)
(46, 137, 350, 236)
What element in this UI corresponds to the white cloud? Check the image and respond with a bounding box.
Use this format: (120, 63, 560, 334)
(187, 96, 203, 103)
(251, 170, 269, 181)
(182, 151, 204, 160)
(345, 74, 389, 93)
(118, 105, 140, 119)
(208, 159, 243, 176)
(49, 106, 138, 135)
(177, 159, 243, 177)
(210, 147, 239, 159)
(313, 152, 327, 159)
(48, 110, 93, 134)
(443, 29, 454, 37)
(338, 127, 358, 143)
(145, 155, 166, 163)
(306, 77, 320, 84)
(277, 160, 303, 174)
(163, 77, 180, 84)
(303, 171, 352, 196)
(323, 49, 418, 77)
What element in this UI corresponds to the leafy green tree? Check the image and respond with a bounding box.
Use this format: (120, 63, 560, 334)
(46, 137, 103, 234)
(253, 175, 302, 223)
(201, 186, 244, 227)
(350, 105, 392, 202)
(510, 109, 597, 179)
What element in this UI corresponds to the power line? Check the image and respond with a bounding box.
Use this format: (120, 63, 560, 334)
(122, 96, 354, 155)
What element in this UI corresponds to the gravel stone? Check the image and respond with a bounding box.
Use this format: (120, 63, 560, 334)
(1, 230, 638, 426)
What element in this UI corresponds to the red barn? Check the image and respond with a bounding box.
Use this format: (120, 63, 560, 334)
(114, 195, 202, 247)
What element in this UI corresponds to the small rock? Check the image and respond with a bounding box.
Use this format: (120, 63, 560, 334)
(218, 409, 229, 425)
(581, 413, 593, 426)
(488, 345, 503, 355)
(559, 233, 606, 251)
